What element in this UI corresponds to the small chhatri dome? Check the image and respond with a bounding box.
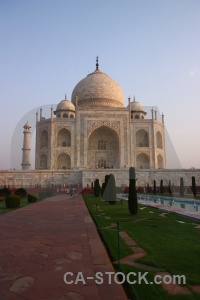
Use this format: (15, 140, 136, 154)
(56, 97, 75, 112)
(71, 58, 124, 108)
(54, 96, 76, 119)
(129, 97, 146, 114)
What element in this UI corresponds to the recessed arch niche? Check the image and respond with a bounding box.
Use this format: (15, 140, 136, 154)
(88, 126, 120, 168)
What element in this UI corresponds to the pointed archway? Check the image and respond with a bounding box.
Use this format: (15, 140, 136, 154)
(88, 126, 120, 168)
(57, 153, 71, 169)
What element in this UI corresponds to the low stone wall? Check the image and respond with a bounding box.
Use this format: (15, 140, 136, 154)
(82, 169, 200, 188)
(0, 168, 199, 190)
(0, 170, 82, 188)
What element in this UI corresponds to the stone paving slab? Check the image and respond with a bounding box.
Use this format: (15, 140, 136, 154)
(0, 194, 127, 300)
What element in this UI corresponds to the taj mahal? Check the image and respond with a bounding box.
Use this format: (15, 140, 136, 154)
(0, 58, 199, 188)
(33, 58, 166, 172)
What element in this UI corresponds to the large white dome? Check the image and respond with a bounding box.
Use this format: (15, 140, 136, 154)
(71, 67, 124, 108)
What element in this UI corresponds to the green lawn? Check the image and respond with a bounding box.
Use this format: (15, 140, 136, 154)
(84, 194, 200, 300)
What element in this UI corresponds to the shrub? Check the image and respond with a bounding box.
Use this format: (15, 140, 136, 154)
(168, 180, 172, 195)
(102, 175, 110, 201)
(0, 187, 11, 197)
(28, 194, 38, 203)
(160, 179, 164, 194)
(153, 180, 156, 195)
(106, 174, 116, 204)
(101, 182, 105, 197)
(5, 195, 21, 208)
(15, 188, 27, 198)
(192, 176, 197, 198)
(94, 179, 100, 197)
(180, 177, 184, 197)
(128, 167, 138, 215)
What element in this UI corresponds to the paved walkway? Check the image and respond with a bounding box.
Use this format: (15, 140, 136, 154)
(0, 194, 127, 300)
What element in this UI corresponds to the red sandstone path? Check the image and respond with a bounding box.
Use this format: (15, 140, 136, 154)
(0, 194, 127, 300)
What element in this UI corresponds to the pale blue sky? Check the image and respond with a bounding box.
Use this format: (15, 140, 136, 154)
(0, 0, 200, 169)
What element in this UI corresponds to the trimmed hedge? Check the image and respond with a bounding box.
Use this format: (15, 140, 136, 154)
(128, 168, 138, 215)
(5, 195, 21, 208)
(28, 194, 38, 203)
(94, 179, 100, 197)
(107, 174, 116, 204)
(15, 188, 27, 197)
(0, 188, 11, 197)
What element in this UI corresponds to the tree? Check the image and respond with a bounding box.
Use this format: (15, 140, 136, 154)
(94, 179, 100, 197)
(128, 167, 138, 215)
(102, 174, 110, 201)
(153, 180, 156, 195)
(160, 179, 164, 194)
(105, 174, 116, 204)
(192, 176, 197, 198)
(146, 182, 151, 193)
(168, 180, 172, 195)
(101, 182, 105, 198)
(180, 177, 184, 197)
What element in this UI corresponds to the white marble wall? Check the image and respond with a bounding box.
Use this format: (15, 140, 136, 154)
(1, 169, 199, 189)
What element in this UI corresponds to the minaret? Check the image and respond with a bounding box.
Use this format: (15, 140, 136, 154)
(21, 121, 31, 170)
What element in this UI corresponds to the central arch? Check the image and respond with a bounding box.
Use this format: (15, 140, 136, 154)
(88, 126, 120, 168)
(57, 153, 71, 169)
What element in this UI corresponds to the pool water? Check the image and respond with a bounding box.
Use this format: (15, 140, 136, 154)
(138, 194, 200, 213)
(117, 194, 200, 214)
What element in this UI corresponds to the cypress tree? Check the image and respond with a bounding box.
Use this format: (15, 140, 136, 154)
(101, 182, 105, 198)
(192, 176, 197, 198)
(180, 177, 184, 197)
(94, 179, 100, 197)
(128, 167, 138, 215)
(153, 180, 156, 195)
(168, 180, 172, 195)
(160, 179, 164, 194)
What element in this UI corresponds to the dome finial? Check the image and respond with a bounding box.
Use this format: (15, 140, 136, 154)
(96, 56, 99, 70)
(65, 93, 67, 100)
